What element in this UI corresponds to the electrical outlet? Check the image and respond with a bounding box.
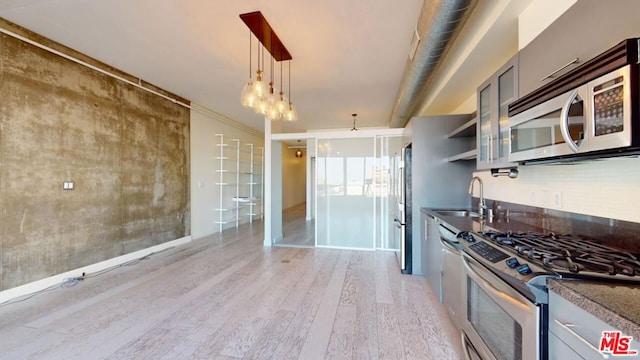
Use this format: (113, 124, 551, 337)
(63, 181, 74, 190)
(552, 191, 562, 208)
(540, 190, 549, 206)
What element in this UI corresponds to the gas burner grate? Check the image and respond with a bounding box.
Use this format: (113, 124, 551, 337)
(479, 231, 640, 277)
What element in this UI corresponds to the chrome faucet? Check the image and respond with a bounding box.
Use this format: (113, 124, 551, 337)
(469, 176, 487, 217)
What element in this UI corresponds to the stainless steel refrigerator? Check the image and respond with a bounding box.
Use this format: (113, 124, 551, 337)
(392, 143, 412, 274)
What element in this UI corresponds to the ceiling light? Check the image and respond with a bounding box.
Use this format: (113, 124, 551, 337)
(351, 113, 358, 131)
(239, 11, 297, 122)
(295, 140, 303, 158)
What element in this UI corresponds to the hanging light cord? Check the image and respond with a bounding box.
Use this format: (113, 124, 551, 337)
(258, 39, 262, 74)
(288, 60, 292, 104)
(280, 60, 283, 93)
(248, 30, 252, 79)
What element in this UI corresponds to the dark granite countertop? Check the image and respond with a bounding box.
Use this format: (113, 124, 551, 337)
(548, 279, 640, 342)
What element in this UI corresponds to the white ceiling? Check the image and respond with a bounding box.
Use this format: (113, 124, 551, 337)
(0, 0, 531, 134)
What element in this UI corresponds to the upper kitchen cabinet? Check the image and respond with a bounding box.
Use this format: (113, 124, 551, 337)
(519, 0, 640, 97)
(477, 54, 518, 170)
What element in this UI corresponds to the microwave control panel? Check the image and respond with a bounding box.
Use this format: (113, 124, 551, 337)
(593, 76, 624, 136)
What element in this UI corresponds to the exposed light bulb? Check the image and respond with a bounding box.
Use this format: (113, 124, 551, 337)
(284, 103, 298, 122)
(240, 81, 255, 108)
(265, 83, 280, 120)
(251, 70, 266, 100)
(267, 104, 279, 120)
(254, 97, 269, 115)
(276, 91, 288, 116)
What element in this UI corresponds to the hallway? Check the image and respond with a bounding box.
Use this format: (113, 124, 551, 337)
(0, 210, 462, 359)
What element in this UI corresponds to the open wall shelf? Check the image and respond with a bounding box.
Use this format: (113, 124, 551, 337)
(215, 134, 264, 233)
(447, 113, 477, 162)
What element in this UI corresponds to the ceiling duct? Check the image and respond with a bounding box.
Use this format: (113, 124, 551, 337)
(389, 0, 478, 128)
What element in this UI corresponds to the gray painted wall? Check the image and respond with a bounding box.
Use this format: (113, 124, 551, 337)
(407, 115, 475, 275)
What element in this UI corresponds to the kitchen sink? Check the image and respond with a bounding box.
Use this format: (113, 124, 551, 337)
(433, 210, 482, 218)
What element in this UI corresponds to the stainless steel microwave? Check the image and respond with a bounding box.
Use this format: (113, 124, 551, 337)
(509, 65, 635, 163)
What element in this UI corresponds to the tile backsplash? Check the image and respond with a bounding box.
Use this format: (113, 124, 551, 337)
(474, 156, 640, 223)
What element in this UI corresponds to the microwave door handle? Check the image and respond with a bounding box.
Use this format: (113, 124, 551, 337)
(462, 253, 533, 312)
(560, 89, 581, 153)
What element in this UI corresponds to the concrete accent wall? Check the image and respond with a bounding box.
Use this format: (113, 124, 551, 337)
(0, 31, 190, 290)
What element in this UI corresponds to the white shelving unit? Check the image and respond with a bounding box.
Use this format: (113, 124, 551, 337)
(240, 143, 264, 222)
(215, 134, 263, 233)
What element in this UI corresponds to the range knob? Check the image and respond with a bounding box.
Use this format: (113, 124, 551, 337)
(458, 231, 475, 242)
(516, 264, 532, 275)
(506, 258, 520, 268)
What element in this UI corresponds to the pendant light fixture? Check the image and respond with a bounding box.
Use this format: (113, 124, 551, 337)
(240, 30, 255, 108)
(284, 60, 298, 122)
(275, 60, 288, 118)
(266, 53, 280, 120)
(294, 140, 304, 158)
(351, 113, 358, 131)
(251, 45, 266, 101)
(239, 11, 298, 122)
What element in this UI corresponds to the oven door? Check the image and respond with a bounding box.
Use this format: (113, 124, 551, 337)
(461, 252, 541, 360)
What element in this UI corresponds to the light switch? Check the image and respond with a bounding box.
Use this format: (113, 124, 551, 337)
(63, 181, 74, 190)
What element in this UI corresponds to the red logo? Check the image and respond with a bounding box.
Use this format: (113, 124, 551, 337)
(599, 331, 638, 356)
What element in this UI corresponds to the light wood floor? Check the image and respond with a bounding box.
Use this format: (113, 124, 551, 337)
(0, 210, 462, 360)
(276, 204, 314, 247)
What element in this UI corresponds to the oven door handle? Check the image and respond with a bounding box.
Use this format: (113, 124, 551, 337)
(462, 253, 533, 313)
(440, 237, 460, 255)
(554, 319, 610, 359)
(461, 332, 481, 360)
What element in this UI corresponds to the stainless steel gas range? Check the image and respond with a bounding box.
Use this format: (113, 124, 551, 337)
(457, 230, 640, 360)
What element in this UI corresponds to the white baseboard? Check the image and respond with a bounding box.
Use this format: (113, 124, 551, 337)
(0, 235, 192, 304)
(315, 245, 376, 251)
(272, 234, 283, 244)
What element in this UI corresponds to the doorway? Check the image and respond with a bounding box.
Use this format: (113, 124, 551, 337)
(275, 139, 314, 247)
(268, 130, 403, 250)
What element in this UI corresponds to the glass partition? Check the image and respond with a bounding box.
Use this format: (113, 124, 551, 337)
(316, 137, 375, 249)
(376, 136, 402, 250)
